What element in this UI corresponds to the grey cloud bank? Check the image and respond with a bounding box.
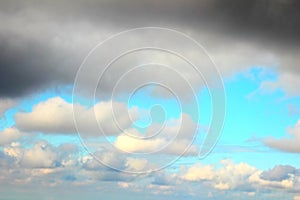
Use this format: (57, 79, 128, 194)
(0, 0, 300, 97)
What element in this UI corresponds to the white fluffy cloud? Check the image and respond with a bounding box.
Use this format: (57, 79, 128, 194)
(181, 163, 214, 181)
(114, 113, 198, 156)
(0, 128, 21, 146)
(1, 140, 300, 198)
(180, 160, 299, 191)
(80, 151, 158, 174)
(4, 140, 77, 169)
(22, 141, 59, 168)
(15, 97, 75, 134)
(125, 158, 149, 172)
(15, 97, 138, 136)
(249, 171, 295, 189)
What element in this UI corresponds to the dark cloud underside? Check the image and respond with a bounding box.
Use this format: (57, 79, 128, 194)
(0, 0, 299, 97)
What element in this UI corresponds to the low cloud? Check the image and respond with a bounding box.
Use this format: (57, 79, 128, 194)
(1, 141, 300, 198)
(0, 128, 21, 146)
(263, 120, 300, 153)
(114, 114, 199, 156)
(260, 165, 298, 182)
(15, 97, 138, 136)
(180, 160, 300, 192)
(4, 140, 77, 168)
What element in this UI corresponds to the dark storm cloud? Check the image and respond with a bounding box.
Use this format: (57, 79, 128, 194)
(207, 0, 300, 40)
(0, 34, 75, 97)
(0, 0, 299, 97)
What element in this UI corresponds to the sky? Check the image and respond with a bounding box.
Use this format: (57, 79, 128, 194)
(0, 0, 300, 199)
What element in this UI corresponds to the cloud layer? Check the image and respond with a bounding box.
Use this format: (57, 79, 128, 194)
(0, 0, 300, 98)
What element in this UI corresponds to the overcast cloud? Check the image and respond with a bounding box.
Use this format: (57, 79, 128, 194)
(0, 0, 300, 98)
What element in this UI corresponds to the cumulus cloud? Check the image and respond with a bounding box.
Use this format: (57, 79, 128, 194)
(263, 120, 300, 153)
(21, 141, 59, 168)
(1, 142, 300, 198)
(125, 158, 149, 172)
(15, 97, 138, 136)
(260, 165, 297, 182)
(114, 114, 199, 156)
(0, 128, 21, 146)
(248, 165, 300, 191)
(80, 150, 156, 174)
(212, 160, 257, 190)
(4, 140, 77, 168)
(249, 171, 295, 189)
(181, 160, 257, 190)
(180, 160, 300, 192)
(181, 163, 214, 181)
(15, 97, 76, 134)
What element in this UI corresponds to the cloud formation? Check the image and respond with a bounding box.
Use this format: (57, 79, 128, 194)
(1, 135, 299, 199)
(263, 120, 300, 153)
(15, 97, 138, 136)
(181, 160, 300, 192)
(4, 140, 77, 168)
(114, 113, 199, 156)
(0, 0, 299, 98)
(0, 128, 21, 146)
(0, 1, 299, 199)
